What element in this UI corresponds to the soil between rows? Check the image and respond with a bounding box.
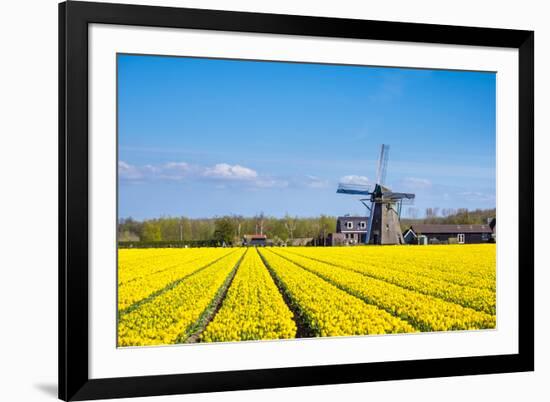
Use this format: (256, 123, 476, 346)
(257, 248, 317, 339)
(183, 249, 248, 343)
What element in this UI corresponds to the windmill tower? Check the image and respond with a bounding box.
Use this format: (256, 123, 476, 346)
(337, 144, 415, 245)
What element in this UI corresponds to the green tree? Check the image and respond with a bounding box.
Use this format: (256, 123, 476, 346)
(117, 217, 143, 240)
(141, 221, 162, 241)
(213, 217, 236, 245)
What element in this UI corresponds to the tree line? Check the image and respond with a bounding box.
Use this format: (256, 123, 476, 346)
(118, 214, 337, 246)
(119, 207, 495, 246)
(401, 207, 496, 230)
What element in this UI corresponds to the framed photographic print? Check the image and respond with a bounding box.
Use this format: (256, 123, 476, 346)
(59, 1, 534, 400)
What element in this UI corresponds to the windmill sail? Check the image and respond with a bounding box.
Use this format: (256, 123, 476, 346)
(366, 145, 390, 244)
(376, 144, 390, 186)
(382, 191, 415, 200)
(336, 183, 372, 195)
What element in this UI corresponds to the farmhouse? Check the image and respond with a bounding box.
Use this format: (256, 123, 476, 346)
(403, 223, 494, 245)
(333, 216, 369, 245)
(242, 234, 267, 247)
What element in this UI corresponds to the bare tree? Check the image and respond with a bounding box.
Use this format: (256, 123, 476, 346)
(311, 222, 320, 246)
(232, 214, 243, 241)
(407, 207, 419, 219)
(255, 212, 265, 235)
(284, 213, 297, 240)
(441, 208, 457, 217)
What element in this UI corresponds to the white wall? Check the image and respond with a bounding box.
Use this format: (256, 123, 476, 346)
(0, 0, 546, 401)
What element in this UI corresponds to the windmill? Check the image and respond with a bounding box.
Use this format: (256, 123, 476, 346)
(337, 144, 415, 245)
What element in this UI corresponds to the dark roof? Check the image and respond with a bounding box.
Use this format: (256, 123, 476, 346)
(410, 224, 492, 234)
(244, 234, 267, 240)
(337, 216, 369, 222)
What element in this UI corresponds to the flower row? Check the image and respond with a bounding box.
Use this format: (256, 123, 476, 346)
(201, 248, 297, 342)
(118, 248, 234, 311)
(270, 249, 495, 332)
(118, 249, 245, 346)
(259, 249, 415, 337)
(286, 246, 496, 314)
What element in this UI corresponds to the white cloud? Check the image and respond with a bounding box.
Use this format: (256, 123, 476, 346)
(400, 177, 432, 190)
(202, 163, 258, 180)
(163, 162, 189, 170)
(119, 160, 194, 181)
(305, 175, 329, 189)
(339, 175, 371, 186)
(458, 191, 495, 202)
(158, 162, 191, 180)
(203, 165, 288, 188)
(118, 160, 290, 189)
(254, 178, 289, 188)
(118, 161, 143, 180)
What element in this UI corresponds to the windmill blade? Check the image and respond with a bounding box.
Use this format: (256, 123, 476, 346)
(401, 197, 415, 205)
(382, 191, 415, 200)
(336, 183, 373, 195)
(375, 144, 390, 185)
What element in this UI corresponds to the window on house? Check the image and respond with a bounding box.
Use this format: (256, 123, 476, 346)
(346, 221, 353, 229)
(457, 233, 465, 244)
(482, 233, 489, 241)
(359, 221, 366, 229)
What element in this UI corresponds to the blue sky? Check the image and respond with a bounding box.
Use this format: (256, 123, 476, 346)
(118, 54, 496, 220)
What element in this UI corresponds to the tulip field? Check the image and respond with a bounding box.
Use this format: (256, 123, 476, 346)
(117, 244, 496, 347)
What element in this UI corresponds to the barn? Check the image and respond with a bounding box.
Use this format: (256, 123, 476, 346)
(403, 223, 494, 245)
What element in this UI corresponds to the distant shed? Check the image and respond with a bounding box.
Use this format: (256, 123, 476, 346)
(403, 223, 493, 245)
(242, 234, 267, 247)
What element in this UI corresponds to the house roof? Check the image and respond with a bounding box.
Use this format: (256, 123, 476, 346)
(243, 234, 267, 240)
(410, 224, 493, 234)
(337, 216, 369, 222)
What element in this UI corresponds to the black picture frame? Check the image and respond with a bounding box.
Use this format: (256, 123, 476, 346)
(59, 1, 534, 400)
